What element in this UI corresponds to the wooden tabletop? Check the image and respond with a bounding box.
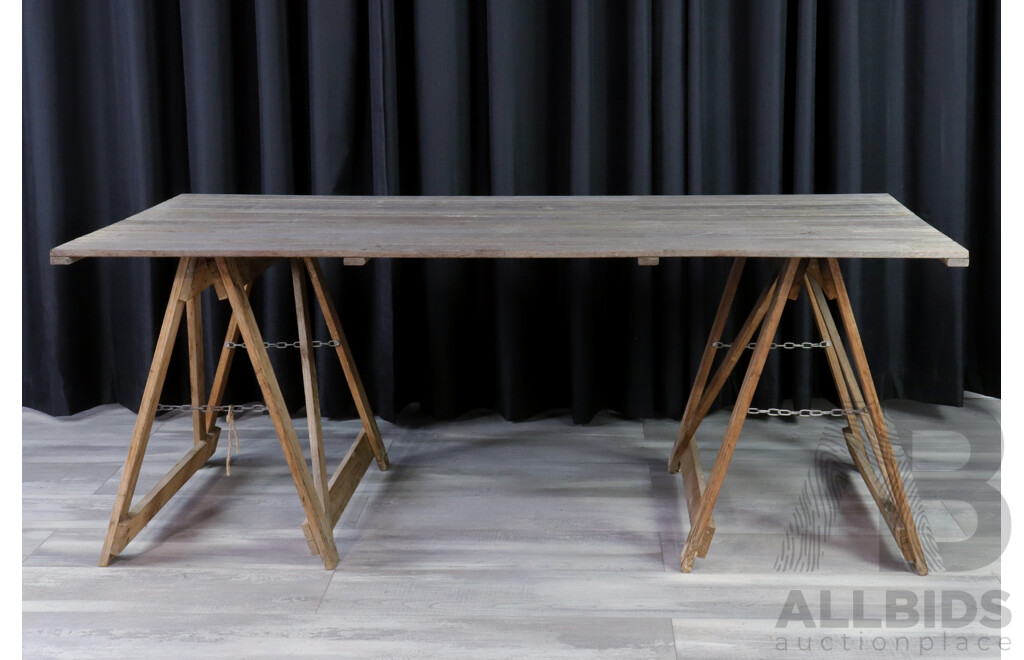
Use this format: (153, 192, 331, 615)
(50, 194, 969, 266)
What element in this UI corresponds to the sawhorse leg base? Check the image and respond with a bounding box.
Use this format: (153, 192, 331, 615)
(99, 256, 388, 570)
(672, 257, 928, 575)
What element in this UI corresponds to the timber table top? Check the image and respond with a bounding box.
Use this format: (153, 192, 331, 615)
(50, 193, 969, 266)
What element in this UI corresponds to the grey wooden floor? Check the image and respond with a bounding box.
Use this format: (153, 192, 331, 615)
(23, 396, 1002, 658)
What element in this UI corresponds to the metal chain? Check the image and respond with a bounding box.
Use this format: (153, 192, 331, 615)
(747, 407, 865, 417)
(224, 339, 340, 350)
(713, 340, 831, 350)
(156, 403, 268, 414)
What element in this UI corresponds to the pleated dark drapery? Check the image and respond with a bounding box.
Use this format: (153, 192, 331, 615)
(23, 0, 999, 423)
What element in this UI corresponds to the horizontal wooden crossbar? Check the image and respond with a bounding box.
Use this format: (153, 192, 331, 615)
(108, 428, 221, 556)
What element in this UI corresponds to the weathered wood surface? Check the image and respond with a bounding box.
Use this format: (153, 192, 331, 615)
(215, 257, 341, 569)
(98, 258, 193, 566)
(679, 258, 804, 572)
(50, 194, 968, 264)
(291, 261, 329, 511)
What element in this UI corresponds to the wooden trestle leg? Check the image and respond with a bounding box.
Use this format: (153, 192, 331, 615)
(298, 258, 390, 556)
(667, 258, 745, 558)
(823, 258, 927, 574)
(304, 258, 390, 470)
(292, 260, 330, 512)
(679, 258, 803, 572)
(668, 267, 783, 471)
(99, 258, 219, 566)
(99, 256, 388, 570)
(669, 256, 927, 575)
(215, 257, 340, 569)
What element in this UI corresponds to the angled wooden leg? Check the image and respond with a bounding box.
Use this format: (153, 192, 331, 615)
(292, 259, 329, 510)
(787, 260, 810, 299)
(668, 259, 746, 558)
(805, 274, 912, 561)
(216, 257, 340, 570)
(99, 258, 195, 566)
(826, 258, 927, 575)
(668, 268, 781, 472)
(186, 293, 209, 446)
(304, 258, 389, 471)
(679, 439, 715, 558)
(679, 258, 804, 572)
(204, 284, 250, 435)
(669, 258, 746, 472)
(804, 273, 871, 462)
(806, 266, 888, 482)
(805, 267, 894, 492)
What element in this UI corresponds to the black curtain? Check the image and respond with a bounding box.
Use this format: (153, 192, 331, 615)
(23, 0, 999, 423)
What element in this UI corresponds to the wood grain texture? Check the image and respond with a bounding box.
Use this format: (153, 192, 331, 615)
(215, 257, 340, 569)
(204, 284, 249, 434)
(185, 294, 206, 446)
(50, 194, 969, 264)
(679, 258, 803, 572)
(323, 431, 375, 529)
(291, 260, 328, 510)
(98, 258, 194, 566)
(301, 431, 375, 555)
(806, 273, 913, 561)
(111, 437, 219, 555)
(826, 258, 928, 575)
(304, 258, 390, 471)
(668, 258, 745, 473)
(678, 440, 714, 558)
(668, 270, 779, 471)
(805, 269, 892, 491)
(181, 258, 222, 301)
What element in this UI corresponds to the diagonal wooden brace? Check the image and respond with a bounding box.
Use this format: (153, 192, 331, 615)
(291, 258, 390, 555)
(678, 258, 804, 572)
(669, 264, 781, 472)
(100, 258, 223, 565)
(301, 431, 376, 555)
(304, 258, 390, 471)
(292, 260, 330, 511)
(805, 266, 894, 493)
(216, 257, 341, 569)
(671, 257, 928, 575)
(99, 255, 389, 569)
(805, 271, 913, 563)
(669, 258, 746, 473)
(678, 439, 715, 559)
(825, 258, 927, 575)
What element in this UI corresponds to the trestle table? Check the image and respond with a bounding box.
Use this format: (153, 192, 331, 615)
(50, 194, 969, 574)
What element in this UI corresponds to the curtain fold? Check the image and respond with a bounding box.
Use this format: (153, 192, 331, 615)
(23, 0, 999, 422)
